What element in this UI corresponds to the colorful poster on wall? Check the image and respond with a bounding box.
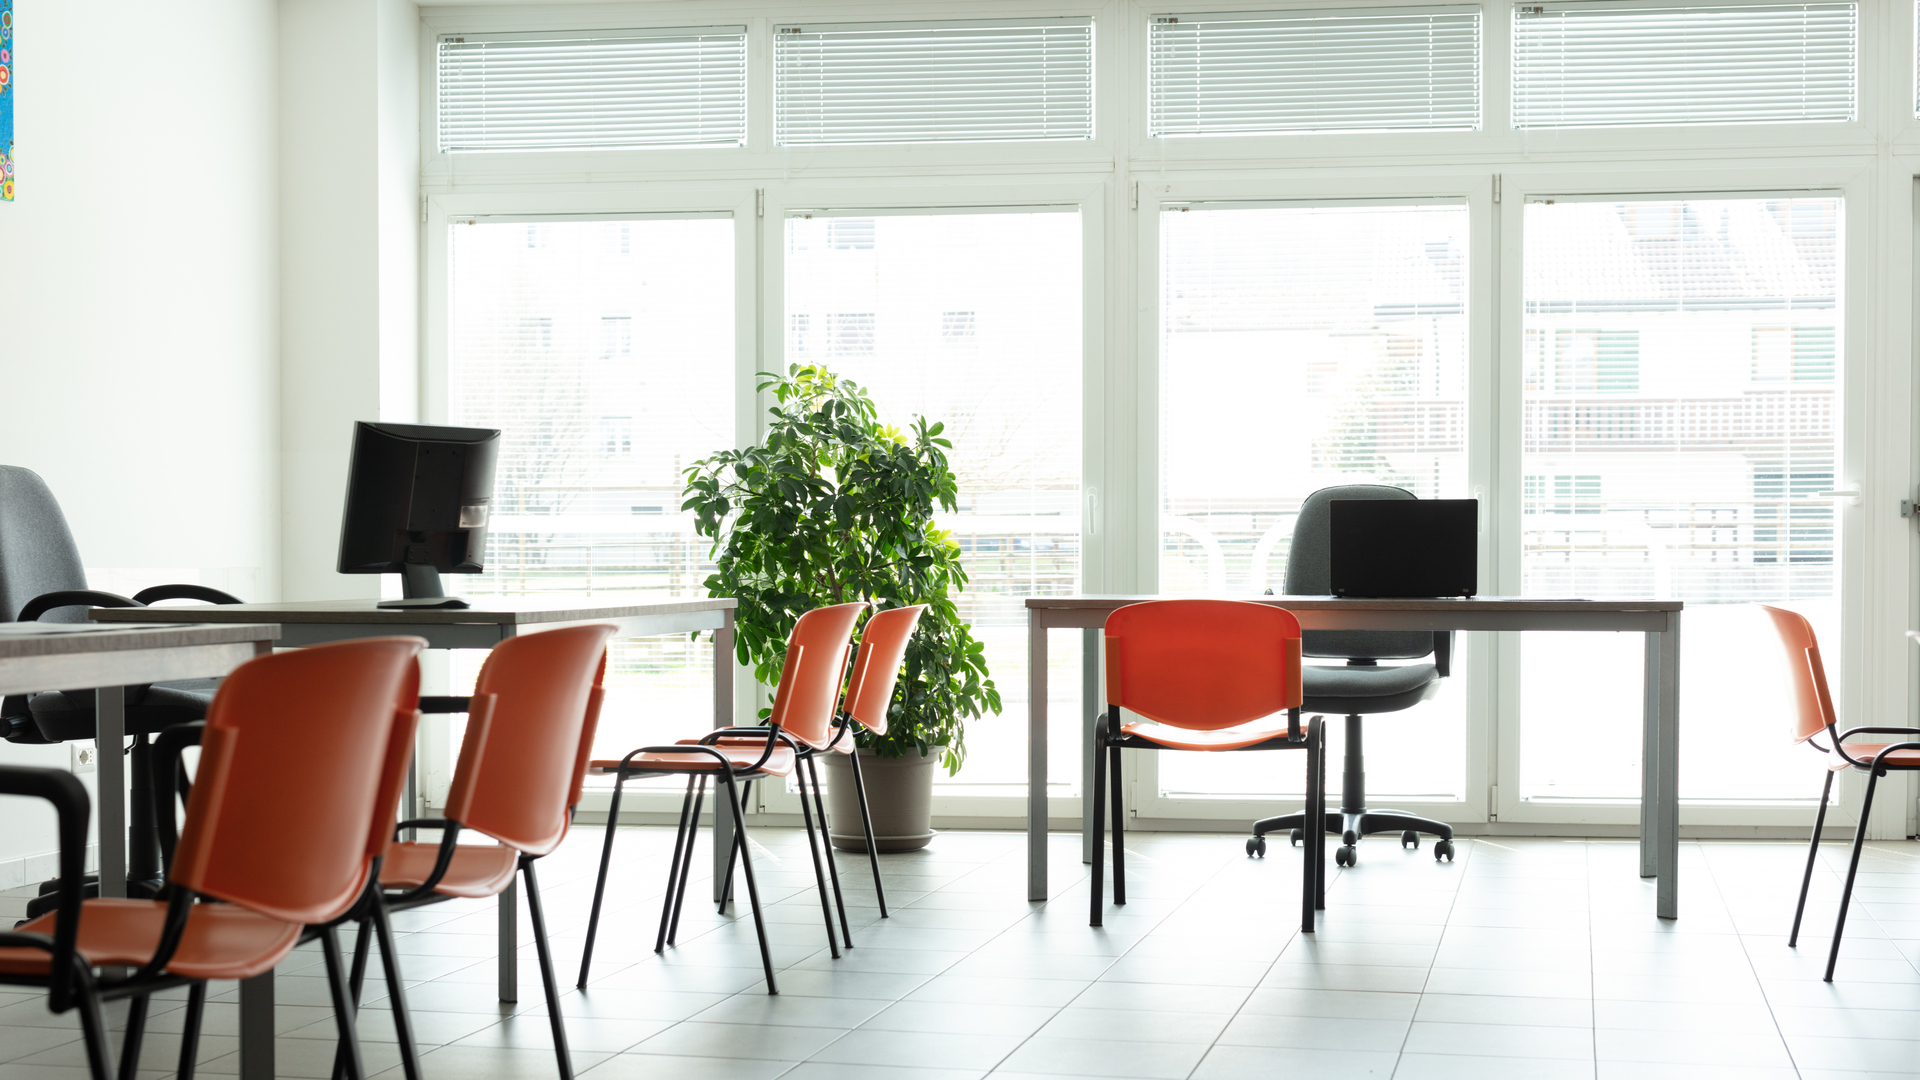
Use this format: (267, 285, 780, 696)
(1, 0, 12, 201)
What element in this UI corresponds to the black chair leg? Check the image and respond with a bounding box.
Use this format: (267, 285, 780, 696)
(117, 992, 149, 1080)
(1302, 718, 1320, 933)
(177, 981, 207, 1080)
(74, 977, 114, 1080)
(1315, 717, 1328, 911)
(577, 767, 630, 988)
(522, 858, 575, 1080)
(848, 749, 888, 916)
(1826, 768, 1879, 981)
(719, 772, 778, 994)
(807, 756, 855, 949)
(666, 777, 707, 948)
(331, 917, 376, 1080)
(1089, 713, 1107, 927)
(371, 892, 423, 1080)
(654, 775, 699, 954)
(795, 755, 843, 958)
(1791, 768, 1835, 947)
(1110, 740, 1126, 906)
(321, 924, 367, 1080)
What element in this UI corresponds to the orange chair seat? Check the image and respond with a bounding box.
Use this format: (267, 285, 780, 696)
(0, 898, 300, 981)
(1832, 744, 1920, 770)
(380, 842, 518, 899)
(591, 745, 795, 777)
(1119, 718, 1297, 752)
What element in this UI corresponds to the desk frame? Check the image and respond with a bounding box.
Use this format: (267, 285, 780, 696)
(1026, 597, 1682, 920)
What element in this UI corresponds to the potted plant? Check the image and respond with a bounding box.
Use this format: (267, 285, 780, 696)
(682, 364, 1001, 851)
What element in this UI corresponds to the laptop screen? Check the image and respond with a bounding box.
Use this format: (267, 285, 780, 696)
(1328, 499, 1479, 599)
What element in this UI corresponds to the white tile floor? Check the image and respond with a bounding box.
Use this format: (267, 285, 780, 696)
(2, 826, 1919, 1079)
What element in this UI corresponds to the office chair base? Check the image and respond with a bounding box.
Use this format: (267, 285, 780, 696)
(1251, 808, 1453, 865)
(20, 874, 165, 922)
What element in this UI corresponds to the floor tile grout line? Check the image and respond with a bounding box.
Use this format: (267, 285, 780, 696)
(1389, 830, 1474, 1079)
(1697, 840, 1805, 1080)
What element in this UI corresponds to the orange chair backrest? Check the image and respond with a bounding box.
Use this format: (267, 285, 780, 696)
(843, 605, 927, 736)
(1105, 600, 1302, 730)
(768, 603, 868, 750)
(173, 637, 426, 926)
(1760, 604, 1837, 744)
(444, 623, 618, 856)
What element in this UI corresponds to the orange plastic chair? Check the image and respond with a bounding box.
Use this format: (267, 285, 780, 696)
(1096, 600, 1324, 931)
(1764, 605, 1920, 981)
(346, 623, 616, 1080)
(705, 604, 927, 921)
(578, 602, 867, 993)
(0, 637, 426, 1080)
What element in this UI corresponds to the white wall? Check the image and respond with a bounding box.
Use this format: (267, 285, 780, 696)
(279, 0, 420, 601)
(0, 0, 281, 873)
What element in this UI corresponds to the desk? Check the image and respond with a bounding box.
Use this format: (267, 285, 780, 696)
(93, 596, 735, 1080)
(1027, 596, 1684, 919)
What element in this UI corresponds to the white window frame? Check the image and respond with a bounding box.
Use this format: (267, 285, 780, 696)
(415, 0, 1919, 840)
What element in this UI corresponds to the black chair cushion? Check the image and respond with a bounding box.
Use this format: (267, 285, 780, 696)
(26, 684, 214, 742)
(1301, 662, 1441, 717)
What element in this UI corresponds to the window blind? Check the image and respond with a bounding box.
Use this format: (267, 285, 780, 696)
(774, 19, 1094, 145)
(438, 27, 747, 152)
(1149, 8, 1481, 135)
(1511, 2, 1856, 129)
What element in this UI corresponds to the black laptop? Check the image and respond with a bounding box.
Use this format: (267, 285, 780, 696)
(1328, 499, 1478, 599)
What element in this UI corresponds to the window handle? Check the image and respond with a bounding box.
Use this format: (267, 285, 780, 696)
(1815, 489, 1861, 505)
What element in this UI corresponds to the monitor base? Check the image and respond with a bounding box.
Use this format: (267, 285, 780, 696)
(378, 596, 470, 610)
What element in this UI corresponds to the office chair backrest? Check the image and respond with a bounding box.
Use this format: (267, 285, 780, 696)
(0, 466, 88, 623)
(444, 623, 618, 856)
(1286, 484, 1437, 661)
(843, 605, 928, 737)
(1759, 604, 1837, 744)
(769, 603, 868, 750)
(1105, 600, 1302, 730)
(172, 637, 426, 926)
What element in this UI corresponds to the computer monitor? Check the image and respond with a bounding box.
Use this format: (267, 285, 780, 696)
(1328, 499, 1479, 599)
(336, 421, 501, 609)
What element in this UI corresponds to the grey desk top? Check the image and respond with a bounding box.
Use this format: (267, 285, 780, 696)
(1026, 595, 1684, 612)
(0, 622, 281, 658)
(91, 594, 738, 626)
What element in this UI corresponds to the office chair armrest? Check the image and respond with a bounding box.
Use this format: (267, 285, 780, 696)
(0, 767, 90, 1011)
(131, 585, 242, 606)
(1434, 632, 1453, 679)
(151, 723, 206, 876)
(16, 590, 142, 622)
(1835, 726, 1920, 740)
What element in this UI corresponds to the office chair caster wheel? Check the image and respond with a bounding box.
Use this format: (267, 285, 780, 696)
(1246, 836, 1266, 858)
(1434, 839, 1455, 862)
(1401, 830, 1420, 850)
(1289, 828, 1303, 847)
(1335, 845, 1356, 868)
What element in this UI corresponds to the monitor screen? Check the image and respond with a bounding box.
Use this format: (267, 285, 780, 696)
(1328, 499, 1478, 599)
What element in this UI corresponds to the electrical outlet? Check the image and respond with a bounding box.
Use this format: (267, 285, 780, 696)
(70, 744, 97, 774)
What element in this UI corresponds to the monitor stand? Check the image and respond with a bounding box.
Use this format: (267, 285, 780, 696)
(378, 563, 470, 610)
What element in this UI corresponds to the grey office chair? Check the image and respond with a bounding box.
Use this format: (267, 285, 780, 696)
(0, 465, 242, 912)
(1249, 484, 1457, 865)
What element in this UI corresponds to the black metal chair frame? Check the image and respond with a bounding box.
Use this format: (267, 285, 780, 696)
(1091, 707, 1327, 932)
(1789, 720, 1920, 981)
(578, 731, 790, 994)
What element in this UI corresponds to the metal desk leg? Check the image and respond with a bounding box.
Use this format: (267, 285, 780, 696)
(498, 875, 518, 1002)
(1639, 632, 1660, 880)
(96, 686, 126, 899)
(239, 971, 273, 1080)
(1082, 628, 1098, 866)
(1028, 611, 1049, 901)
(1655, 614, 1681, 919)
(712, 611, 736, 904)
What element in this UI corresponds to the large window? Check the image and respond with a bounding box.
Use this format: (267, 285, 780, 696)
(1518, 196, 1842, 804)
(446, 215, 736, 774)
(785, 209, 1082, 794)
(1158, 202, 1470, 803)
